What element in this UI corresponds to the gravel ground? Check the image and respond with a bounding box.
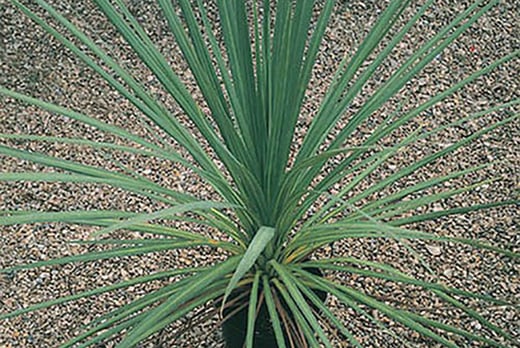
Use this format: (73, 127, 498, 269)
(0, 0, 519, 347)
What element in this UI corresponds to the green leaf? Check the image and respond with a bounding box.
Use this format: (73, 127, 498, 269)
(0, 210, 134, 226)
(1, 241, 205, 273)
(300, 259, 509, 306)
(291, 221, 517, 261)
(65, 277, 229, 348)
(271, 261, 333, 347)
(92, 201, 235, 237)
(291, 272, 362, 348)
(392, 200, 518, 226)
(117, 257, 239, 347)
(0, 143, 193, 204)
(296, 268, 460, 348)
(245, 271, 261, 348)
(0, 267, 205, 320)
(262, 275, 287, 348)
(272, 278, 321, 347)
(294, 266, 415, 347)
(221, 226, 275, 311)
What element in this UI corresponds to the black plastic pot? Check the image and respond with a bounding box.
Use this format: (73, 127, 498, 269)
(222, 299, 279, 347)
(221, 268, 327, 348)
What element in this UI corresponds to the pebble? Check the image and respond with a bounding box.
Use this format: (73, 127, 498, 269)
(426, 245, 443, 256)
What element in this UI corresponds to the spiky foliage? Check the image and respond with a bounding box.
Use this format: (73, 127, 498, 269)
(0, 0, 518, 347)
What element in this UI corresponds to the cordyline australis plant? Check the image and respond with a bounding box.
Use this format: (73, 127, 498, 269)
(0, 0, 518, 347)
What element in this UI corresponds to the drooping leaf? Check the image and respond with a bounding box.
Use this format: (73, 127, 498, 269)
(221, 226, 275, 311)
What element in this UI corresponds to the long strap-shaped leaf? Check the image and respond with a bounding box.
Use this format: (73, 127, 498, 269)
(0, 143, 191, 204)
(217, 0, 257, 146)
(271, 260, 333, 347)
(0, 87, 238, 211)
(21, 0, 256, 225)
(1, 241, 209, 274)
(299, 259, 510, 306)
(115, 256, 239, 347)
(271, 278, 322, 347)
(221, 226, 275, 310)
(283, 126, 421, 242)
(287, 220, 517, 263)
(114, 282, 228, 348)
(0, 171, 181, 207)
(16, 0, 227, 188)
(0, 92, 241, 239)
(0, 267, 205, 320)
(245, 271, 261, 348)
(158, 0, 246, 159)
(289, 99, 519, 231)
(262, 275, 287, 348)
(91, 201, 233, 237)
(94, 0, 253, 188)
(293, 0, 509, 204)
(291, 111, 518, 235)
(81, 217, 241, 249)
(325, 0, 493, 158)
(391, 200, 518, 226)
(353, 163, 492, 216)
(295, 268, 503, 348)
(315, 49, 519, 194)
(0, 210, 132, 226)
(291, 273, 363, 348)
(296, 266, 417, 347)
(344, 114, 518, 210)
(264, 1, 325, 204)
(309, 243, 514, 341)
(296, 0, 413, 162)
(0, 210, 240, 251)
(64, 277, 228, 348)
